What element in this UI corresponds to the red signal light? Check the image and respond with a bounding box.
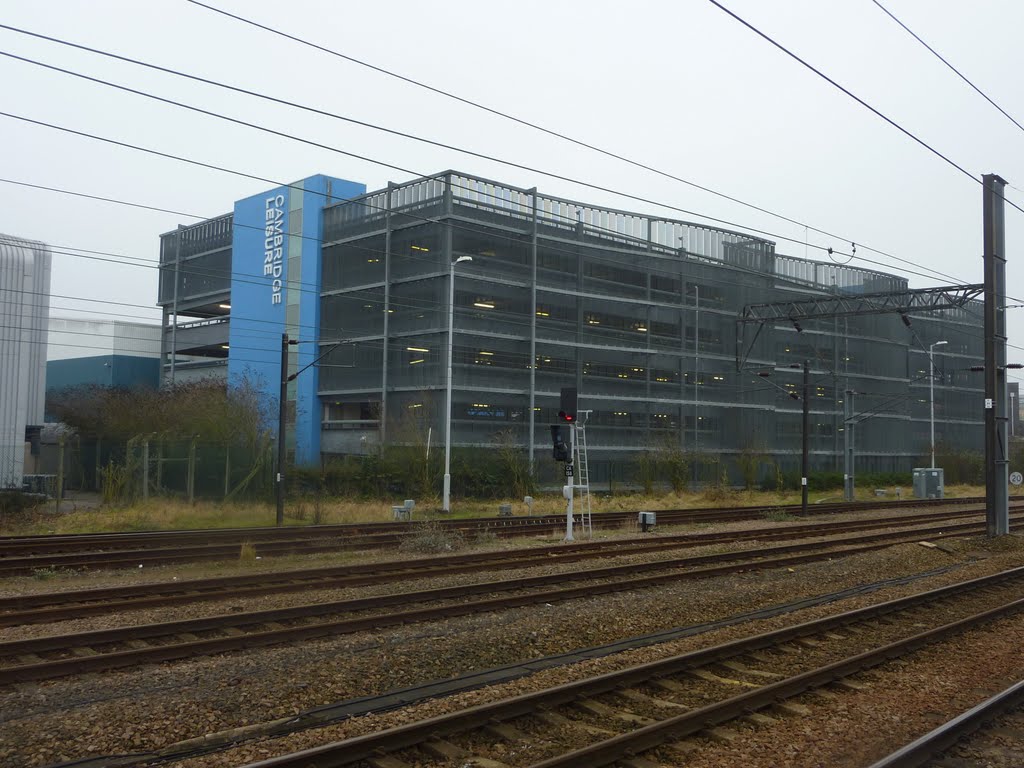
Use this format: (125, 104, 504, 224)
(558, 411, 575, 423)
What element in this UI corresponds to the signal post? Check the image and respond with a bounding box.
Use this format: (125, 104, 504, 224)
(550, 387, 577, 541)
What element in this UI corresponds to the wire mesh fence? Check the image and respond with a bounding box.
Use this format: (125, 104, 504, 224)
(37, 435, 274, 504)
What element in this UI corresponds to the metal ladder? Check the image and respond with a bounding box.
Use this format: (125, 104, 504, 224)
(574, 413, 593, 537)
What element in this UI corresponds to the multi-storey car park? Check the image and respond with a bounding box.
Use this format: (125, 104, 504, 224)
(157, 170, 984, 483)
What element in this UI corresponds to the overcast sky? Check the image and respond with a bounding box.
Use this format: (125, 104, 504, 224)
(2, 0, 1023, 374)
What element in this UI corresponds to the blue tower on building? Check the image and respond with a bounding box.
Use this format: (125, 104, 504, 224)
(159, 174, 365, 465)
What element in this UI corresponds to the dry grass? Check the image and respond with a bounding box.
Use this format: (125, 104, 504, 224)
(0, 484, 988, 537)
(238, 541, 257, 566)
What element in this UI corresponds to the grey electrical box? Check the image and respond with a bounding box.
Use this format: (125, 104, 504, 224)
(913, 468, 944, 500)
(392, 498, 415, 521)
(638, 511, 656, 530)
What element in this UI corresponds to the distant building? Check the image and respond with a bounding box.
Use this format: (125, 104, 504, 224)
(158, 171, 985, 478)
(47, 318, 161, 394)
(0, 234, 51, 488)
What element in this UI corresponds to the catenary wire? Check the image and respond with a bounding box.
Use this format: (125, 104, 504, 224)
(870, 0, 1024, 136)
(3, 17, 1011, 326)
(0, 49, 858, 261)
(706, 0, 1024, 220)
(0, 170, 970, 308)
(0, 123, 975, 300)
(179, 2, 979, 290)
(0, 83, 1003, 354)
(0, 71, 987, 298)
(0, 21, 971, 288)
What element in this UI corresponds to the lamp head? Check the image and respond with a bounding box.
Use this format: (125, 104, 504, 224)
(454, 255, 473, 265)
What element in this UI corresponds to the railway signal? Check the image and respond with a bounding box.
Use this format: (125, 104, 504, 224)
(550, 424, 569, 461)
(558, 387, 577, 423)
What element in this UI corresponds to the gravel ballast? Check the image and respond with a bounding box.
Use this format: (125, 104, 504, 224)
(0, 527, 1021, 767)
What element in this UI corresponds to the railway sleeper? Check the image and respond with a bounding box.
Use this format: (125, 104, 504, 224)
(572, 697, 655, 726)
(719, 660, 782, 679)
(534, 709, 616, 737)
(688, 668, 762, 689)
(365, 755, 413, 768)
(617, 688, 688, 710)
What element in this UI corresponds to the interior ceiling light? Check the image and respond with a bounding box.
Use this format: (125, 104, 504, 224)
(473, 302, 495, 309)
(406, 347, 429, 353)
(218, 303, 231, 309)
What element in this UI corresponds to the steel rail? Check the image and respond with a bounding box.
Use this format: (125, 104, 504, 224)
(866, 678, 1024, 768)
(1, 496, 973, 544)
(0, 506, 993, 626)
(0, 522, 1001, 684)
(238, 567, 1024, 768)
(527, 600, 1024, 767)
(0, 496, 990, 563)
(0, 499, 1001, 577)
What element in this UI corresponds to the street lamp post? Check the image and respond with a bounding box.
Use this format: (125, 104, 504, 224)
(443, 255, 473, 512)
(929, 340, 948, 468)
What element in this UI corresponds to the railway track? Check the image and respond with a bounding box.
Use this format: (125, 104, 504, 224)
(0, 496, 994, 575)
(234, 566, 1024, 768)
(1, 517, 1015, 685)
(869, 679, 1024, 767)
(0, 506, 1006, 627)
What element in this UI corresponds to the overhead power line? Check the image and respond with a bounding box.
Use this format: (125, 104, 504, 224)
(2, 25, 982, 286)
(0, 168, 980, 332)
(174, 5, 951, 287)
(0, 47, 852, 260)
(0, 106, 973, 294)
(706, 0, 1024, 221)
(706, 0, 975, 183)
(871, 0, 1024, 136)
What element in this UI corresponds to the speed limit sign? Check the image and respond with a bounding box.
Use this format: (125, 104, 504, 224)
(1011, 471, 1023, 486)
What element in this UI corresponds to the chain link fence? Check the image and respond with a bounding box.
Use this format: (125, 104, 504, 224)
(37, 434, 273, 504)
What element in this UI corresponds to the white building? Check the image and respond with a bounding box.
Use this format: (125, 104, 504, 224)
(0, 235, 51, 488)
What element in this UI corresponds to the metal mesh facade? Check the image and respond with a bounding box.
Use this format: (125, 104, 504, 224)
(315, 172, 985, 477)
